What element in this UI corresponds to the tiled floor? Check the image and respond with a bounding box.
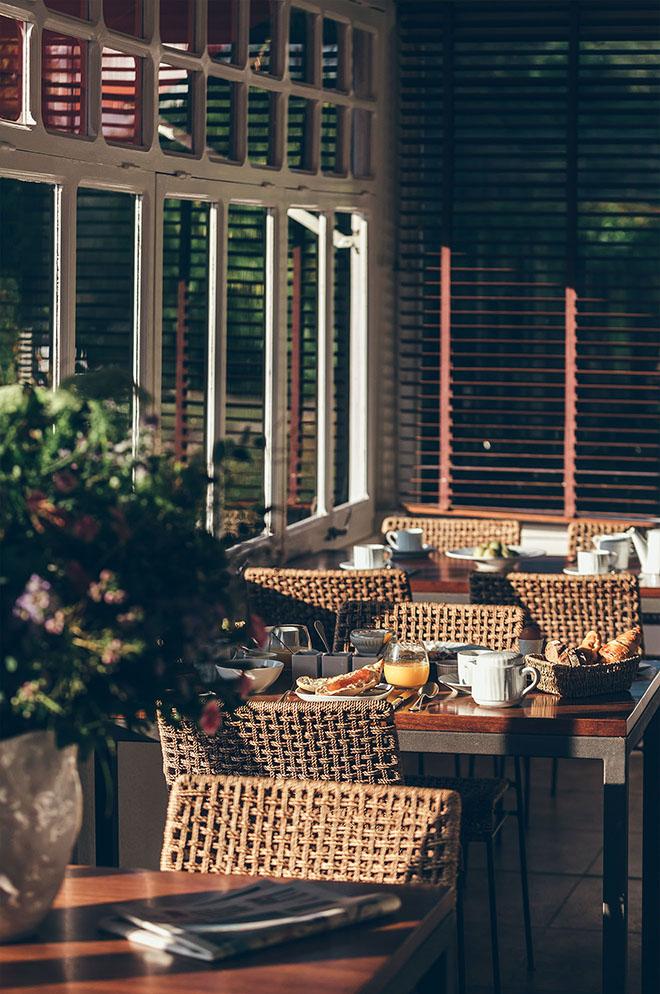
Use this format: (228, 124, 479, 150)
(418, 752, 644, 994)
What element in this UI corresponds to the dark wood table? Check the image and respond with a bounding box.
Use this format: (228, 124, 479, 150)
(290, 549, 660, 600)
(0, 866, 456, 994)
(391, 668, 660, 994)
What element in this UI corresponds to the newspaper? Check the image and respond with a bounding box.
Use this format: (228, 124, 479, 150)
(100, 879, 401, 961)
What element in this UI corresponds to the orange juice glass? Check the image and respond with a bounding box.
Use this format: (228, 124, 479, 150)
(383, 640, 430, 689)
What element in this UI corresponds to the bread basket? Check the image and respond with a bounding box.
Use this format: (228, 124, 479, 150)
(524, 652, 640, 699)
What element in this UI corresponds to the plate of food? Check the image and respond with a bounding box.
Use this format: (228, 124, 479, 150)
(294, 660, 392, 701)
(445, 542, 546, 572)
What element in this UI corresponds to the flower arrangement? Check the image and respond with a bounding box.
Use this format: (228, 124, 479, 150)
(0, 375, 257, 754)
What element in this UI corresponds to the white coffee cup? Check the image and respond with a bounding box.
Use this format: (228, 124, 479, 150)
(577, 549, 612, 575)
(593, 533, 630, 571)
(456, 646, 490, 686)
(471, 651, 539, 708)
(353, 544, 392, 569)
(385, 528, 424, 552)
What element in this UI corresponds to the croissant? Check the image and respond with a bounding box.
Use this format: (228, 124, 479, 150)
(580, 630, 602, 653)
(598, 626, 641, 664)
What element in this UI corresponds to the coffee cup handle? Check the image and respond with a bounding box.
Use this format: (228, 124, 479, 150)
(385, 531, 398, 549)
(520, 665, 539, 699)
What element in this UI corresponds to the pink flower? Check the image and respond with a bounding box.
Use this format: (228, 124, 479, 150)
(44, 610, 65, 635)
(237, 674, 252, 700)
(102, 639, 123, 665)
(71, 515, 100, 542)
(199, 700, 222, 737)
(88, 582, 103, 603)
(104, 589, 127, 605)
(53, 470, 77, 494)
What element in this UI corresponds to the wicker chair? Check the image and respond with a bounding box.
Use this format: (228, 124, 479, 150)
(469, 571, 642, 645)
(381, 515, 521, 552)
(157, 700, 531, 993)
(243, 566, 412, 648)
(333, 600, 525, 652)
(162, 774, 462, 894)
(566, 518, 651, 561)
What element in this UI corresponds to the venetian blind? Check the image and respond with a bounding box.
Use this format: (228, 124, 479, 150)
(397, 0, 660, 519)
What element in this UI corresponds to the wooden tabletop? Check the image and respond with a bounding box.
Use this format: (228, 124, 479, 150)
(290, 550, 660, 599)
(0, 867, 454, 994)
(264, 666, 660, 739)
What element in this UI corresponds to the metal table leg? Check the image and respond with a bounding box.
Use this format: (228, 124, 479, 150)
(602, 746, 629, 994)
(642, 710, 660, 994)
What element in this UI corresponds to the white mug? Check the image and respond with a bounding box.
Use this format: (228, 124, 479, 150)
(353, 543, 391, 568)
(385, 528, 424, 552)
(456, 646, 489, 686)
(471, 651, 539, 708)
(577, 549, 612, 575)
(593, 533, 630, 571)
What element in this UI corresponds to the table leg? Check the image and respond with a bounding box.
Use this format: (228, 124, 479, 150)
(642, 710, 660, 994)
(602, 747, 628, 994)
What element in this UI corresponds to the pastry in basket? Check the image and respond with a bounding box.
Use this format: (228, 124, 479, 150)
(579, 630, 602, 663)
(598, 626, 641, 664)
(296, 660, 384, 697)
(544, 640, 590, 667)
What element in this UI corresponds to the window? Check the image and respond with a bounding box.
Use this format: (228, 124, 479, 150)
(1, 0, 380, 555)
(0, 179, 54, 387)
(397, 0, 660, 519)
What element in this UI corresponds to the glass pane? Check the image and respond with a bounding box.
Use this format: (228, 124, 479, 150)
(161, 199, 210, 462)
(250, 0, 274, 74)
(352, 28, 373, 98)
(208, 0, 239, 64)
(104, 0, 142, 38)
(159, 64, 194, 154)
(248, 87, 273, 166)
(224, 204, 267, 538)
(160, 0, 194, 51)
(321, 102, 341, 173)
(0, 179, 54, 387)
(0, 16, 22, 122)
(45, 1, 88, 17)
(322, 17, 341, 89)
(102, 48, 142, 144)
(42, 31, 86, 135)
(289, 7, 313, 84)
(333, 211, 352, 507)
(287, 214, 319, 524)
(352, 108, 371, 178)
(75, 189, 135, 425)
(206, 76, 234, 158)
(288, 95, 312, 171)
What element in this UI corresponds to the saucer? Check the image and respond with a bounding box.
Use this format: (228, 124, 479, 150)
(437, 672, 472, 694)
(389, 543, 435, 558)
(339, 561, 391, 571)
(563, 567, 612, 577)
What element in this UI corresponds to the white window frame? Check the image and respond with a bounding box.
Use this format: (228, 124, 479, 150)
(0, 0, 389, 560)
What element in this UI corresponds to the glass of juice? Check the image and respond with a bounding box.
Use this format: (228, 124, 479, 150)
(383, 639, 430, 689)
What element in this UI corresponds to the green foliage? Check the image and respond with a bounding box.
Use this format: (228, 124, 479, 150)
(0, 374, 258, 754)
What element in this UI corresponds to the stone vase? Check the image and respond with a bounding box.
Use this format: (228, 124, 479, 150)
(0, 730, 82, 941)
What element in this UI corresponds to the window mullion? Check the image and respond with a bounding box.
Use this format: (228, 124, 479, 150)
(264, 206, 287, 551)
(55, 180, 77, 384)
(324, 207, 335, 514)
(348, 213, 368, 501)
(315, 211, 328, 516)
(207, 199, 227, 533)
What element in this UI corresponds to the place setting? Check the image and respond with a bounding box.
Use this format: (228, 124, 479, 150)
(384, 527, 436, 559)
(445, 540, 546, 573)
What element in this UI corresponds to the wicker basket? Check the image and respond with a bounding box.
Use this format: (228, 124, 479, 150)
(525, 652, 640, 699)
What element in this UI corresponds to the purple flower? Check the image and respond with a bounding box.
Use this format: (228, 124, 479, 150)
(13, 575, 53, 625)
(53, 470, 77, 494)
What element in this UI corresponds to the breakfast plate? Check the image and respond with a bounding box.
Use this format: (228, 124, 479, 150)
(445, 546, 546, 572)
(295, 683, 393, 702)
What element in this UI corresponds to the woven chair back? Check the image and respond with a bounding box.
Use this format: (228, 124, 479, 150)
(566, 518, 652, 561)
(469, 571, 642, 645)
(157, 699, 403, 789)
(333, 599, 524, 652)
(243, 567, 411, 647)
(380, 516, 520, 552)
(162, 774, 461, 891)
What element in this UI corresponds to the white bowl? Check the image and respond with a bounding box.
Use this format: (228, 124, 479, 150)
(215, 659, 284, 694)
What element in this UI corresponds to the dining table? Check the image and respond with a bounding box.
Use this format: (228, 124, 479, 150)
(262, 664, 660, 994)
(0, 865, 457, 994)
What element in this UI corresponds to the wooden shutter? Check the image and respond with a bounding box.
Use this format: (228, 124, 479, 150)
(397, 0, 660, 520)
